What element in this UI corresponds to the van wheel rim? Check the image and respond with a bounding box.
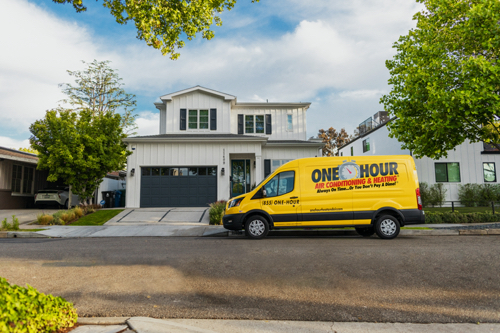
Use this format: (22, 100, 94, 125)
(380, 219, 396, 236)
(249, 220, 265, 236)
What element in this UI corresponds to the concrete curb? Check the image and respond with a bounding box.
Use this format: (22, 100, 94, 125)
(7, 231, 51, 238)
(78, 317, 130, 325)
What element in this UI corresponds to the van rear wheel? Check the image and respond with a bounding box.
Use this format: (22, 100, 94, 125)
(375, 215, 400, 239)
(355, 227, 375, 237)
(244, 215, 269, 239)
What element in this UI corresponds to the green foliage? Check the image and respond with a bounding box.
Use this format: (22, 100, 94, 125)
(59, 60, 137, 135)
(1, 216, 20, 231)
(30, 108, 131, 202)
(425, 211, 499, 224)
(52, 0, 259, 60)
(70, 209, 123, 226)
(209, 200, 227, 225)
(0, 277, 77, 332)
(458, 183, 500, 206)
(381, 0, 500, 159)
(419, 182, 447, 207)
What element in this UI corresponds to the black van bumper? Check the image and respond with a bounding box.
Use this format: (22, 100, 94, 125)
(401, 209, 425, 225)
(222, 214, 245, 230)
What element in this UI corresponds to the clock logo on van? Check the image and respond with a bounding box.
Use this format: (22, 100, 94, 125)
(338, 160, 360, 180)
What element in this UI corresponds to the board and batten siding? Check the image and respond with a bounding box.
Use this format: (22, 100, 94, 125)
(339, 125, 500, 202)
(262, 146, 321, 161)
(162, 91, 232, 134)
(126, 141, 263, 208)
(231, 107, 307, 141)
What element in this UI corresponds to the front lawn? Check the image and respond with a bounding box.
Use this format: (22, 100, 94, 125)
(70, 209, 124, 226)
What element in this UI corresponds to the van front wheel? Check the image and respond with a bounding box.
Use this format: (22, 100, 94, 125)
(375, 215, 400, 239)
(245, 215, 269, 239)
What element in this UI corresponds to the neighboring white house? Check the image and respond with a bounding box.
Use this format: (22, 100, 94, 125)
(339, 112, 500, 202)
(123, 86, 323, 208)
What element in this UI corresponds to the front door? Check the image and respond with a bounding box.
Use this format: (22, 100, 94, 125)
(231, 160, 251, 197)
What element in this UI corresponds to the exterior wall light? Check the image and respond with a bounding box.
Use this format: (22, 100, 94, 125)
(131, 168, 135, 176)
(221, 167, 225, 176)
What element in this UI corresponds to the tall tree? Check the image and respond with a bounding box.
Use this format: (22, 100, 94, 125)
(381, 0, 500, 159)
(30, 108, 131, 205)
(318, 127, 350, 156)
(52, 0, 259, 60)
(59, 60, 138, 135)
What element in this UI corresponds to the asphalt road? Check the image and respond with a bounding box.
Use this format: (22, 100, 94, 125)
(0, 235, 499, 323)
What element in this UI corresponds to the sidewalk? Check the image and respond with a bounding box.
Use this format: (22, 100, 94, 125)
(72, 317, 500, 333)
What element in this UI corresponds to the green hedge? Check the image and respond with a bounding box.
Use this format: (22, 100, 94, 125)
(209, 200, 227, 225)
(425, 211, 500, 224)
(0, 277, 77, 332)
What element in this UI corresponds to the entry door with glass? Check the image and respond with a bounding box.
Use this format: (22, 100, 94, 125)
(231, 160, 251, 197)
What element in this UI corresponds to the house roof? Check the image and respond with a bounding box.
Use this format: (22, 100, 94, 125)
(160, 86, 237, 102)
(0, 146, 38, 164)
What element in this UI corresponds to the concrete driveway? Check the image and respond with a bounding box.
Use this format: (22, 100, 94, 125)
(105, 207, 210, 225)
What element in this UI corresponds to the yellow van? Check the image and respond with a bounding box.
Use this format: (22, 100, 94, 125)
(223, 155, 424, 239)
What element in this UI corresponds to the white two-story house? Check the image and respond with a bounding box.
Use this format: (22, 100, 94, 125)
(124, 86, 323, 208)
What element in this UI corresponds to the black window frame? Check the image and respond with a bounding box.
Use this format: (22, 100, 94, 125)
(483, 162, 496, 182)
(435, 162, 461, 183)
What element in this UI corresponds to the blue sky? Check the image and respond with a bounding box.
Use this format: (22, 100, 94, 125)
(0, 0, 422, 148)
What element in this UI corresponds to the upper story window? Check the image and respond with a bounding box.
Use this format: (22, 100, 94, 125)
(188, 110, 209, 129)
(435, 162, 460, 182)
(483, 162, 496, 182)
(287, 114, 293, 131)
(363, 138, 370, 153)
(245, 115, 265, 134)
(12, 164, 34, 195)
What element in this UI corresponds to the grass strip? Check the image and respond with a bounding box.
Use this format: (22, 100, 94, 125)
(16, 229, 46, 232)
(70, 209, 124, 226)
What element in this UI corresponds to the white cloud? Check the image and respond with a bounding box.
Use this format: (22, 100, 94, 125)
(135, 111, 159, 136)
(338, 90, 386, 99)
(0, 136, 30, 150)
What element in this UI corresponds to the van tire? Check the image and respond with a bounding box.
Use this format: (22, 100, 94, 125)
(355, 227, 375, 237)
(244, 215, 269, 239)
(375, 215, 400, 239)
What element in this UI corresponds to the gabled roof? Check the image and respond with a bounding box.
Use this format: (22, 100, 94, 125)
(0, 146, 38, 164)
(160, 86, 236, 102)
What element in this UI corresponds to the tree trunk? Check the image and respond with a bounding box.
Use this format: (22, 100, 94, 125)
(68, 184, 72, 210)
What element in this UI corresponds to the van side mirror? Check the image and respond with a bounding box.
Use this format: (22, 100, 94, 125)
(262, 189, 267, 197)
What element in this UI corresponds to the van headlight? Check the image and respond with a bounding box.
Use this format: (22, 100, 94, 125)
(228, 198, 243, 208)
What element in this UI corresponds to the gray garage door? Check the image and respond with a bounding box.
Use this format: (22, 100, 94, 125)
(140, 166, 217, 207)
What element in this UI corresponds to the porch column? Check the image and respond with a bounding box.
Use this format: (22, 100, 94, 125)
(255, 155, 263, 183)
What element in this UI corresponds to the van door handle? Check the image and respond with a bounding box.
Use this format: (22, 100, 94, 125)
(290, 196, 298, 199)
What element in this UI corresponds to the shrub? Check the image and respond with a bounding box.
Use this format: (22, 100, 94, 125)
(1, 216, 20, 231)
(74, 207, 83, 218)
(0, 277, 77, 332)
(458, 183, 482, 206)
(420, 182, 447, 207)
(209, 200, 227, 225)
(37, 214, 54, 226)
(52, 211, 65, 225)
(425, 211, 500, 224)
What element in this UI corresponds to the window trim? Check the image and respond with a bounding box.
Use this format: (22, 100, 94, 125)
(187, 109, 210, 131)
(483, 162, 496, 183)
(11, 164, 35, 196)
(435, 162, 461, 183)
(244, 115, 265, 134)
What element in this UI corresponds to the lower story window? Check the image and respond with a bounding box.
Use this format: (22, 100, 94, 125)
(11, 164, 34, 194)
(483, 162, 496, 182)
(435, 162, 460, 182)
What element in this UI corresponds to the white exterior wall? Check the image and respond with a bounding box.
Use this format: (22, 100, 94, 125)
(339, 125, 500, 202)
(262, 146, 321, 160)
(231, 107, 307, 140)
(126, 141, 263, 208)
(162, 91, 232, 134)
